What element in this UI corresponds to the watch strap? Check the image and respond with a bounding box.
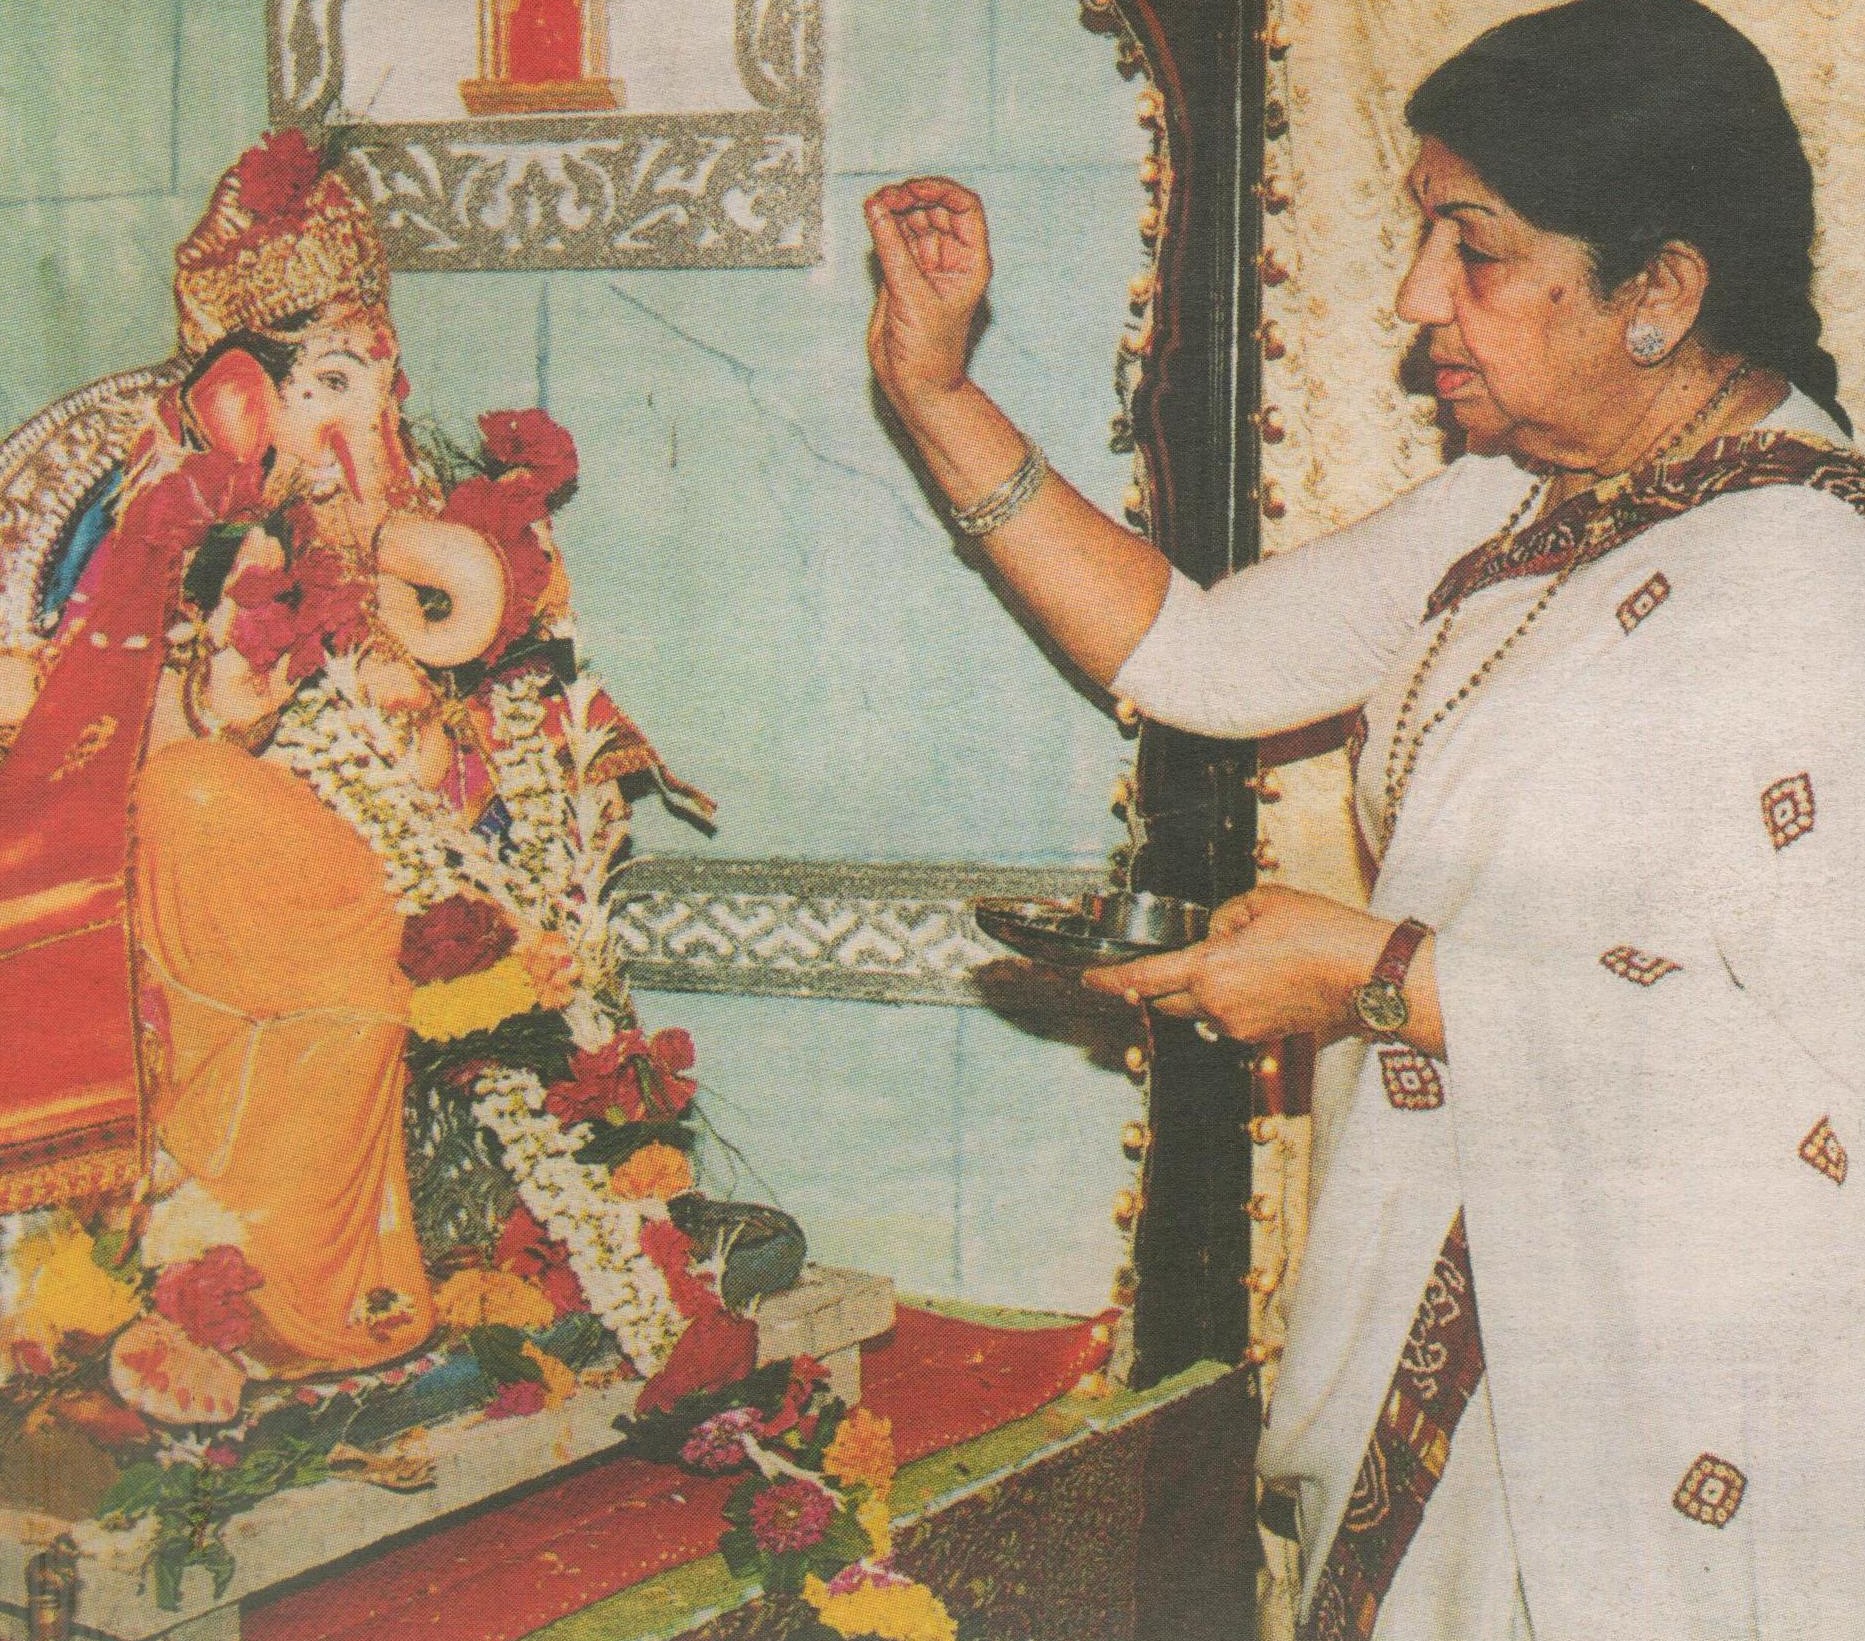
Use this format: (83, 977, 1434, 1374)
(1371, 917, 1432, 990)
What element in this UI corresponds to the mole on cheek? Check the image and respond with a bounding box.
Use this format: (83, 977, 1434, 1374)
(1548, 286, 1566, 305)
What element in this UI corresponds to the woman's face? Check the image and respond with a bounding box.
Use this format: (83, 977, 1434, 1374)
(1396, 138, 1639, 467)
(271, 306, 409, 537)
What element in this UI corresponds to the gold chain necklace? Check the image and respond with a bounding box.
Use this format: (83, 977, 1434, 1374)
(1378, 363, 1752, 849)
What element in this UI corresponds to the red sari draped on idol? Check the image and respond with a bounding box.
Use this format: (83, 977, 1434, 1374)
(0, 454, 261, 1212)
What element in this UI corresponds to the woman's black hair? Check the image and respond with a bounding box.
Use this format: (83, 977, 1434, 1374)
(1407, 0, 1850, 435)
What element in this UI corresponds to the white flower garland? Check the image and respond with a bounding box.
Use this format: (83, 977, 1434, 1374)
(472, 1067, 685, 1373)
(264, 648, 683, 1373)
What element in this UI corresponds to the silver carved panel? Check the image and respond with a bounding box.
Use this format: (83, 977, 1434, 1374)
(611, 858, 1109, 1005)
(268, 0, 824, 272)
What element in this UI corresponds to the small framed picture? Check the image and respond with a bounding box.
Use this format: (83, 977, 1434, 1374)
(269, 0, 823, 271)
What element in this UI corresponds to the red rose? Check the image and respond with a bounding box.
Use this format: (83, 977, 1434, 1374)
(632, 1029, 697, 1117)
(759, 1354, 830, 1439)
(151, 1245, 263, 1355)
(119, 452, 268, 576)
(495, 1205, 589, 1319)
(544, 1034, 637, 1128)
(227, 543, 371, 682)
(636, 1305, 758, 1416)
(478, 409, 578, 499)
(234, 129, 324, 221)
(399, 895, 518, 985)
(543, 1028, 698, 1129)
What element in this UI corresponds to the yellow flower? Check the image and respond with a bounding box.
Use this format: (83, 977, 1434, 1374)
(433, 1268, 556, 1333)
(856, 1493, 892, 1559)
(824, 1405, 897, 1493)
(609, 1142, 693, 1202)
(408, 956, 540, 1042)
(522, 1341, 578, 1409)
(802, 1575, 958, 1641)
(11, 1220, 142, 1348)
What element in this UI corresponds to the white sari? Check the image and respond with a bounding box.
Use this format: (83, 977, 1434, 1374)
(1114, 391, 1865, 1640)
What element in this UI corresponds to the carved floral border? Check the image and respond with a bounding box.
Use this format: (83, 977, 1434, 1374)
(610, 857, 1107, 1005)
(267, 0, 824, 271)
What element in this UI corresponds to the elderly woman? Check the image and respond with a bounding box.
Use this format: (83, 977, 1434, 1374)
(866, 1, 1865, 1636)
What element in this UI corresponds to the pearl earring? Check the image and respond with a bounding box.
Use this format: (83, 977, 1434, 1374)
(1626, 320, 1669, 365)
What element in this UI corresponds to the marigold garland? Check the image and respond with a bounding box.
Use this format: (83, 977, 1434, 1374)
(408, 956, 540, 1043)
(824, 1405, 897, 1494)
(803, 1574, 960, 1641)
(432, 1268, 557, 1334)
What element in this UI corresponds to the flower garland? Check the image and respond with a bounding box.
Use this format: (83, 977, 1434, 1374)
(470, 1067, 686, 1373)
(263, 642, 691, 1377)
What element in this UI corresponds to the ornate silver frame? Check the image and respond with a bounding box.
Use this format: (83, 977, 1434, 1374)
(268, 0, 824, 271)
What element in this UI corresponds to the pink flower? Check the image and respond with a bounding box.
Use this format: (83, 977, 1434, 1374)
(748, 1479, 835, 1555)
(486, 1380, 548, 1421)
(204, 1443, 240, 1470)
(151, 1245, 263, 1354)
(825, 1560, 913, 1597)
(679, 1407, 759, 1474)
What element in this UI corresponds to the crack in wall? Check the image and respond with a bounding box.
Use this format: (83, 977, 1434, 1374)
(600, 280, 943, 539)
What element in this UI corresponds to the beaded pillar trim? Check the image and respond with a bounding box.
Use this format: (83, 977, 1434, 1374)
(1300, 1212, 1487, 1641)
(1426, 432, 1865, 619)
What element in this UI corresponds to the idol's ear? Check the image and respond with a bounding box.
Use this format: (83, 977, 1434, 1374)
(184, 347, 278, 463)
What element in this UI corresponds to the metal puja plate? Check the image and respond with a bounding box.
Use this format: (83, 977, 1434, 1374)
(970, 892, 1209, 970)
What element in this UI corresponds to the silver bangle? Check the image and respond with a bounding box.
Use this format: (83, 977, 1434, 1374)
(952, 443, 1050, 537)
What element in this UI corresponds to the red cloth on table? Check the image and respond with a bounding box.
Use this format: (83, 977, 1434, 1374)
(246, 1304, 1117, 1641)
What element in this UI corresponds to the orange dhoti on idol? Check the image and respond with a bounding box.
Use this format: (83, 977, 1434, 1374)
(134, 739, 432, 1372)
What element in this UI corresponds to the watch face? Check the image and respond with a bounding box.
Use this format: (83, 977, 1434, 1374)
(1354, 978, 1409, 1036)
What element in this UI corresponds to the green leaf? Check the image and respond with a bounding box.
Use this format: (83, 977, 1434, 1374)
(540, 1311, 611, 1373)
(721, 1476, 764, 1527)
(469, 1324, 543, 1386)
(818, 1506, 870, 1565)
(405, 1009, 575, 1092)
(717, 1526, 764, 1578)
(150, 1536, 190, 1612)
(182, 520, 255, 613)
(571, 1119, 694, 1168)
(90, 1226, 141, 1278)
(197, 1540, 238, 1601)
(98, 1461, 169, 1524)
(764, 1551, 808, 1596)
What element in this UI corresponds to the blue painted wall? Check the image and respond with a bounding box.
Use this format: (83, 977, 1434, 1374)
(0, 0, 1148, 1313)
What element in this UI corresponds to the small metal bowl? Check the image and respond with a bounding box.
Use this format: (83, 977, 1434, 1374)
(971, 890, 1210, 969)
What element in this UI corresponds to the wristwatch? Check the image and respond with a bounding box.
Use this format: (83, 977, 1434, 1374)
(1351, 917, 1431, 1038)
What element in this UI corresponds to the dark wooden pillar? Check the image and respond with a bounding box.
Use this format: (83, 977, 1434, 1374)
(1112, 0, 1272, 1395)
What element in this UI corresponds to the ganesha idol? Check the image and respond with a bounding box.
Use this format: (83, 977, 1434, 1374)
(0, 133, 769, 1445)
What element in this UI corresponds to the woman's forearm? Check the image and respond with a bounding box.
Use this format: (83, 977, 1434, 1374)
(897, 381, 1172, 688)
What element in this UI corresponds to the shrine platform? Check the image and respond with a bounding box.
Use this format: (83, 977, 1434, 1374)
(0, 1269, 898, 1641)
(1, 1295, 1255, 1641)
